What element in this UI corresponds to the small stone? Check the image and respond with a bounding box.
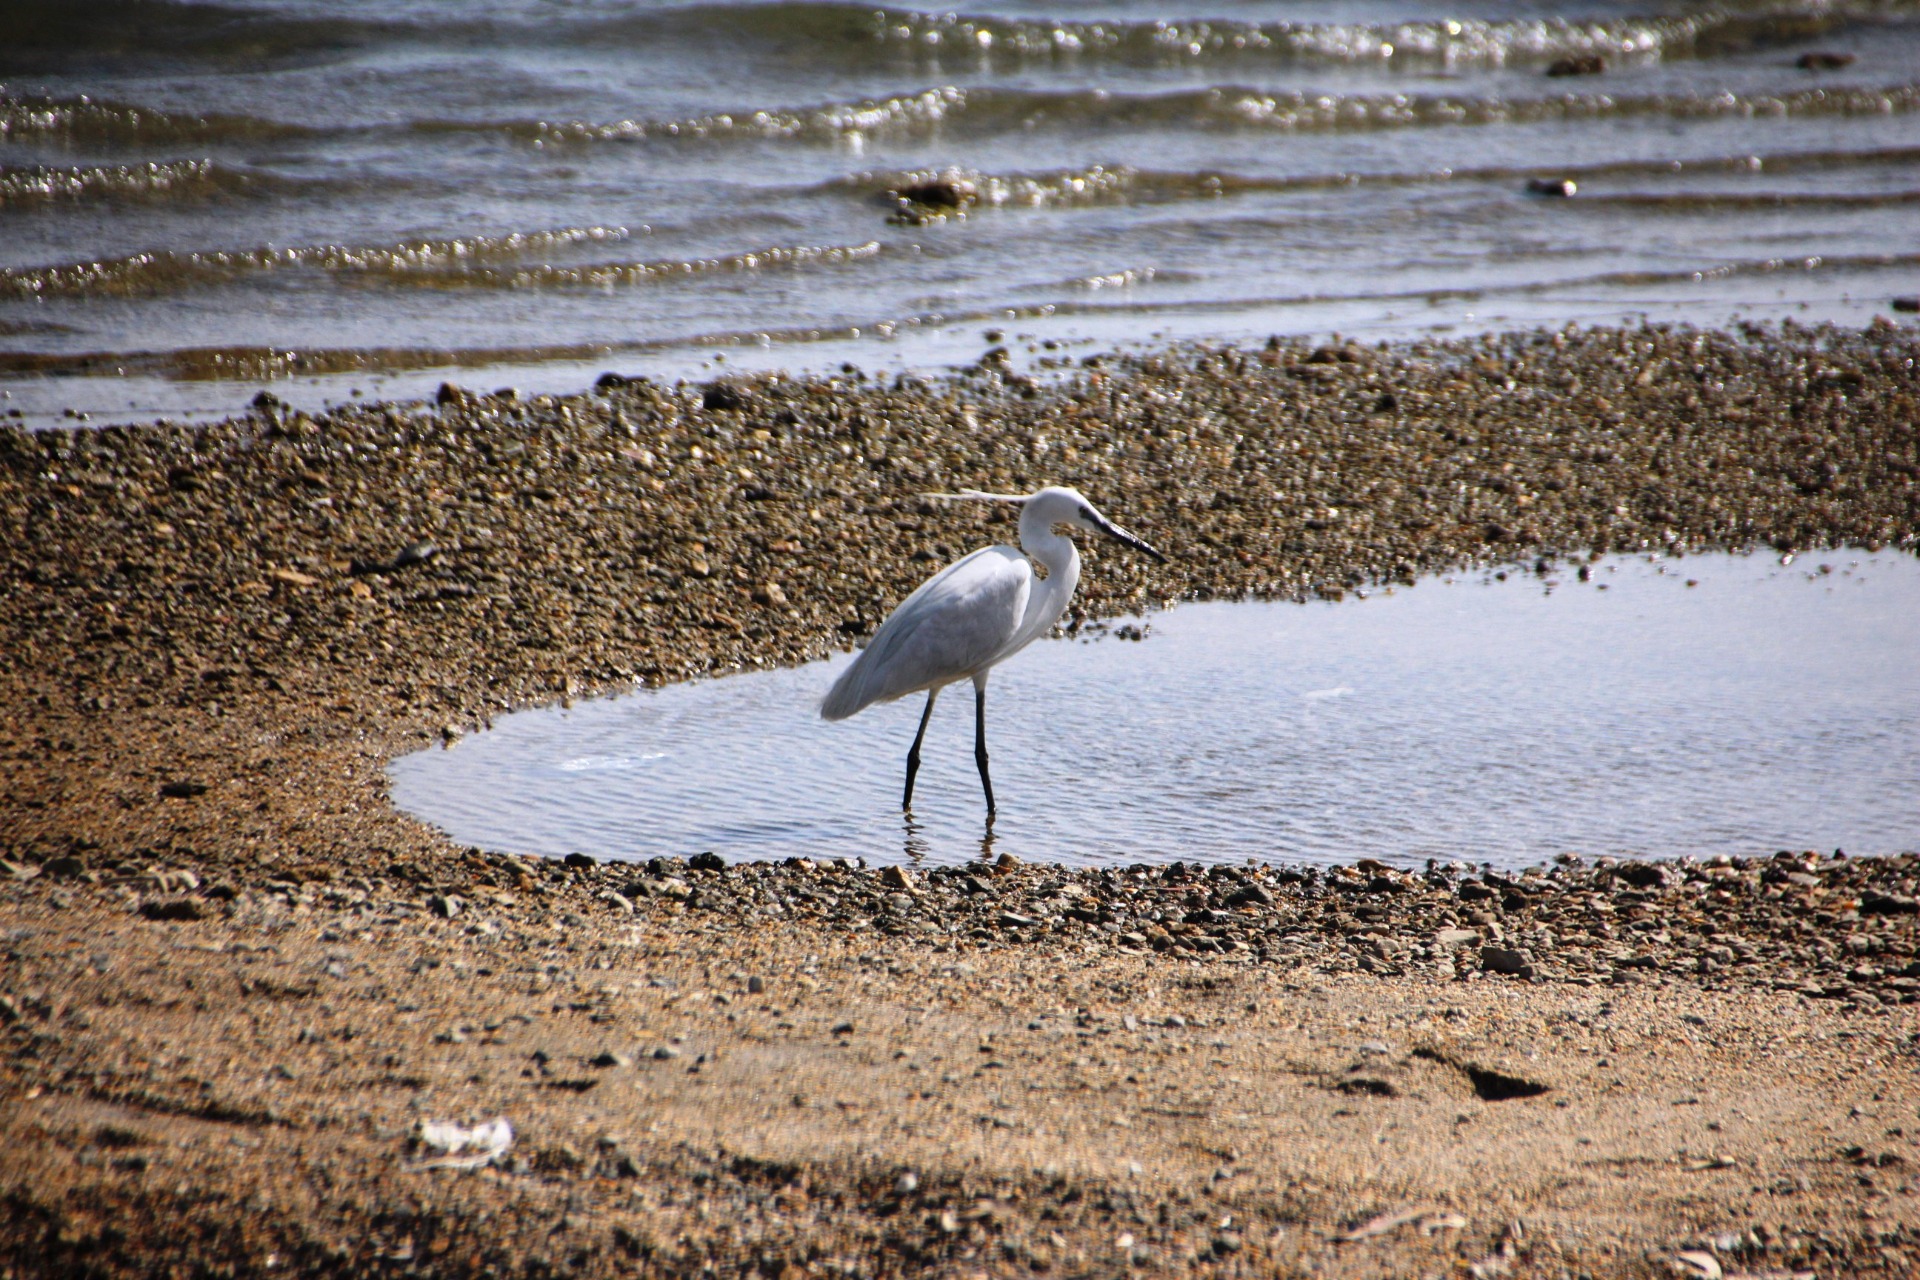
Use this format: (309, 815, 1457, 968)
(1435, 928, 1481, 948)
(564, 852, 596, 869)
(428, 894, 463, 918)
(392, 540, 438, 569)
(1796, 51, 1855, 70)
(139, 899, 206, 922)
(747, 976, 765, 994)
(894, 1171, 918, 1194)
(689, 851, 726, 872)
(652, 1045, 681, 1060)
(591, 1051, 632, 1069)
(1481, 946, 1535, 977)
(1526, 177, 1577, 198)
(880, 865, 916, 890)
(1544, 54, 1606, 76)
(159, 780, 208, 799)
(831, 1021, 855, 1036)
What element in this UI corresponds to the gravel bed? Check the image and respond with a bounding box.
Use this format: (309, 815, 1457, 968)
(2, 321, 1918, 1279)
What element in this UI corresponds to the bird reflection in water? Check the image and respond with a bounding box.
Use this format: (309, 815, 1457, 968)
(898, 813, 1000, 865)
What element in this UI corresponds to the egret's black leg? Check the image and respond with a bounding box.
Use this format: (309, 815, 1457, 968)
(974, 682, 996, 815)
(903, 689, 938, 812)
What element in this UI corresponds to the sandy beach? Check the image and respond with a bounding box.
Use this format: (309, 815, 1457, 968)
(3, 323, 1918, 1278)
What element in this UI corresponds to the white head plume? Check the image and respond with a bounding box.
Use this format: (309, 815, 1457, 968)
(921, 490, 1030, 504)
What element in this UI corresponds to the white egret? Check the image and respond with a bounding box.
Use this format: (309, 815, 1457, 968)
(821, 485, 1164, 813)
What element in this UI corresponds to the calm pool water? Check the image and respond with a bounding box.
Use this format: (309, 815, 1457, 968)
(387, 550, 1920, 869)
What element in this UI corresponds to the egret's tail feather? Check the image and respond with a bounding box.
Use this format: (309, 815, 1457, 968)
(820, 661, 872, 721)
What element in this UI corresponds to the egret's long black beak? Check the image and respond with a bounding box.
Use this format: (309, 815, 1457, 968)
(1086, 509, 1166, 563)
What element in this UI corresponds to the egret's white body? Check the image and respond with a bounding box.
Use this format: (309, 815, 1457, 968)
(822, 485, 1162, 813)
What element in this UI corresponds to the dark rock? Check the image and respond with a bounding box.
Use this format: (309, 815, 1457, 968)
(160, 780, 208, 799)
(44, 855, 87, 878)
(1796, 51, 1855, 70)
(392, 540, 438, 569)
(1545, 54, 1606, 77)
(1861, 891, 1918, 916)
(140, 898, 206, 922)
(1481, 946, 1536, 978)
(1526, 178, 1578, 198)
(563, 852, 596, 869)
(689, 851, 726, 872)
(893, 177, 978, 212)
(701, 385, 745, 412)
(1892, 297, 1920, 314)
(1613, 863, 1669, 889)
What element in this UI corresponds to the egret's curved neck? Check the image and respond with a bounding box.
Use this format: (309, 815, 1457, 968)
(1014, 505, 1081, 639)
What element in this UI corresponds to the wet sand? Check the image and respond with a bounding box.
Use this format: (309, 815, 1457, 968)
(2, 322, 1918, 1278)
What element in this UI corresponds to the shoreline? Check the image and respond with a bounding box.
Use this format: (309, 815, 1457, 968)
(3, 321, 1918, 1277)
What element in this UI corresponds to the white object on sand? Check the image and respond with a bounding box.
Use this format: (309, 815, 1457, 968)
(409, 1116, 514, 1171)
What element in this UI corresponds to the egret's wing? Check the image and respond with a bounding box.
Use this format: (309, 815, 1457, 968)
(820, 546, 1030, 720)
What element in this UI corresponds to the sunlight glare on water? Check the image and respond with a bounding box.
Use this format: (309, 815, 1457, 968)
(386, 551, 1920, 869)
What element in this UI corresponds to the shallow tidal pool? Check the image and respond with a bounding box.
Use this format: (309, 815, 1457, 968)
(389, 551, 1920, 870)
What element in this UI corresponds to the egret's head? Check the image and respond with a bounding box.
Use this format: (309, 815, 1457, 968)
(926, 485, 1164, 562)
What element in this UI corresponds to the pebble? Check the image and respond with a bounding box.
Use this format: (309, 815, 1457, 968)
(1545, 54, 1606, 77)
(1480, 947, 1536, 978)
